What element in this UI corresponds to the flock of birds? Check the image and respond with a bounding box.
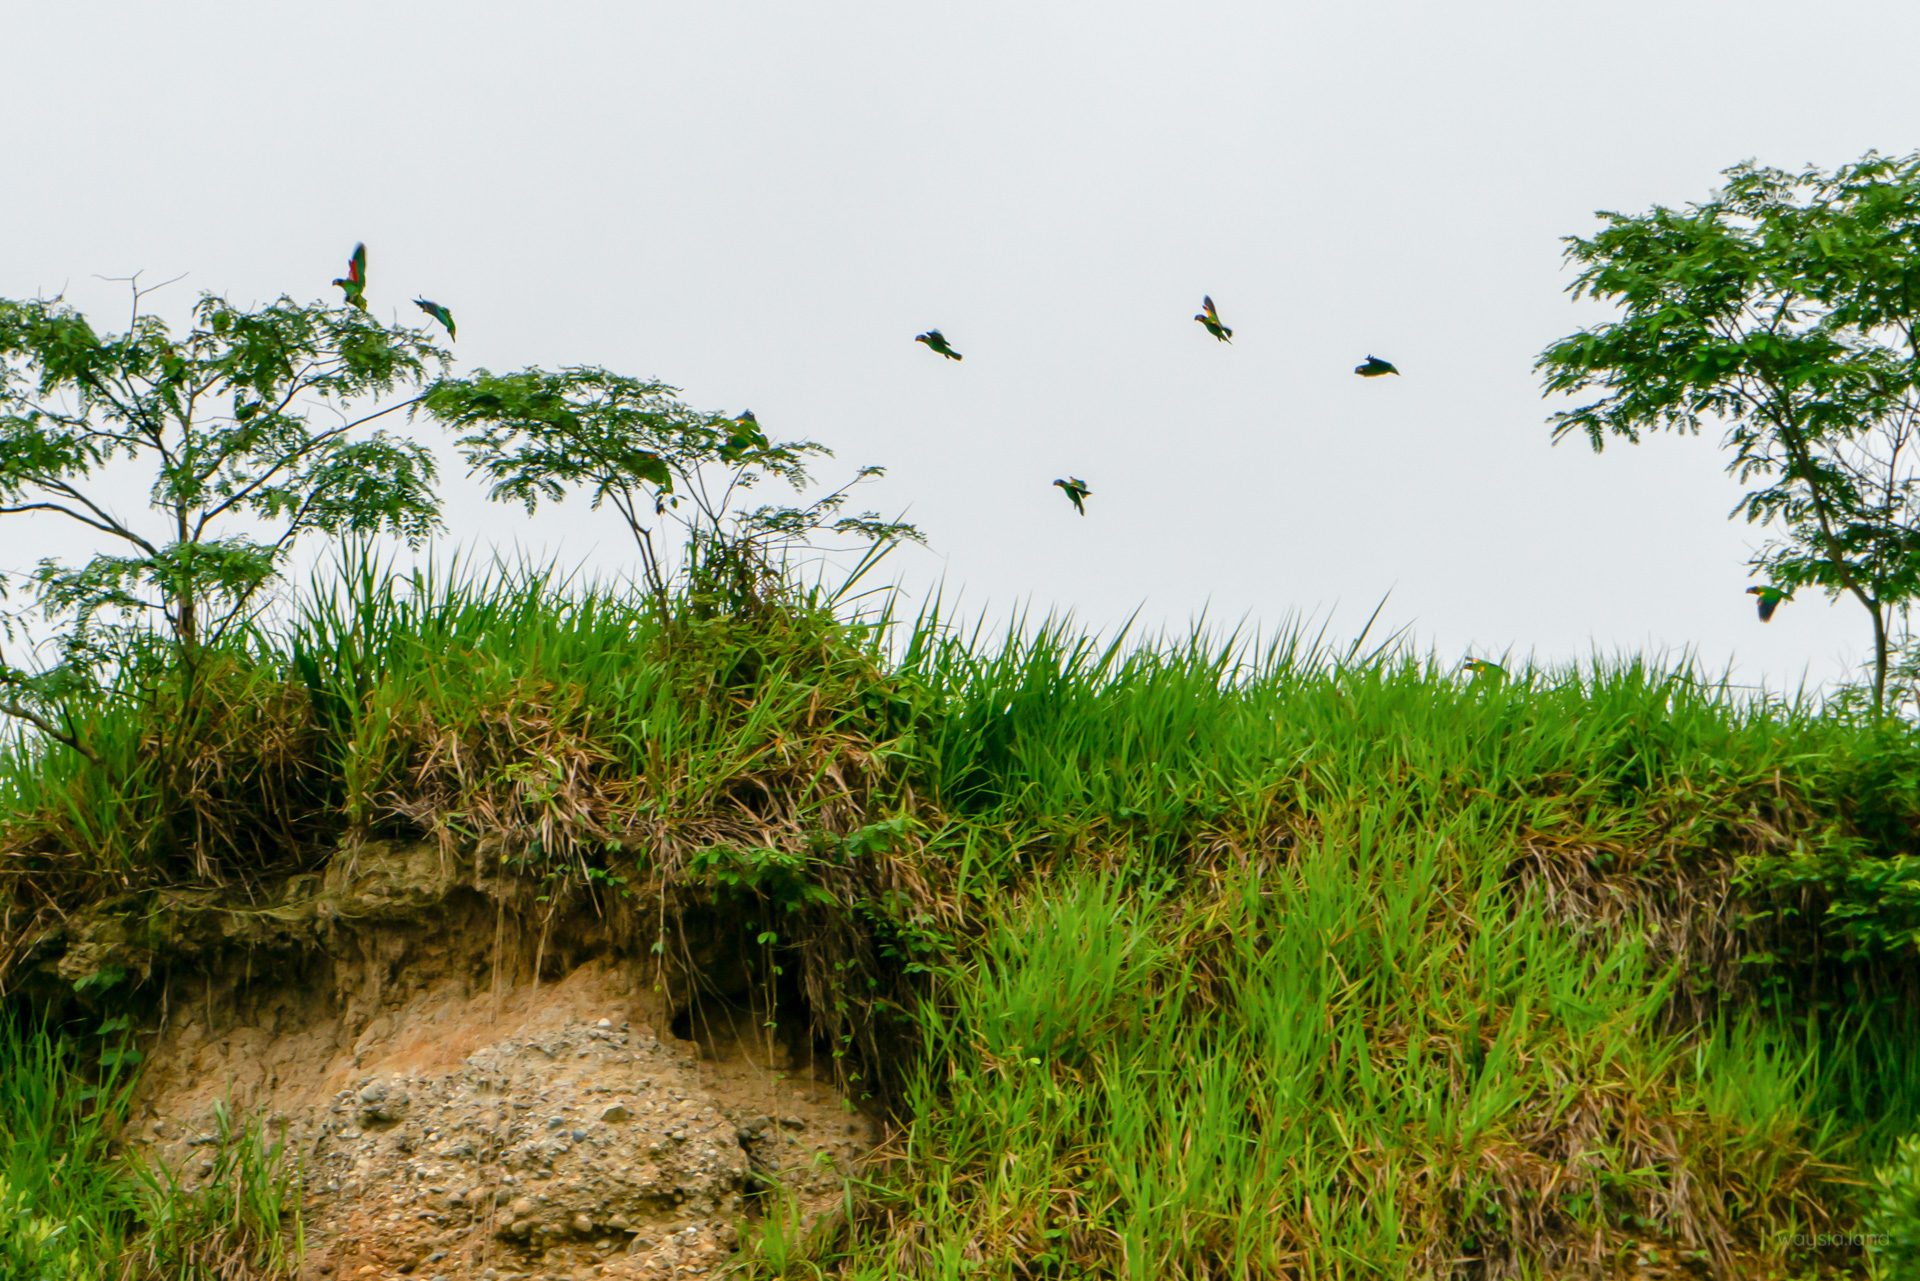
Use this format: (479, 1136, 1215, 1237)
(331, 242, 455, 341)
(901, 289, 1797, 637)
(326, 244, 1795, 676)
(334, 248, 1411, 524)
(910, 295, 1400, 520)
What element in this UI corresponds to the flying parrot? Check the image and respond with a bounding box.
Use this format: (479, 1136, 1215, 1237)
(1052, 476, 1092, 516)
(332, 243, 367, 310)
(1194, 295, 1233, 343)
(915, 329, 963, 361)
(1462, 659, 1507, 680)
(1747, 585, 1793, 622)
(1354, 354, 1399, 377)
(413, 298, 455, 340)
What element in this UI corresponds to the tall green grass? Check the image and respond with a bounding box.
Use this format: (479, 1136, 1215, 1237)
(4, 558, 1918, 1275)
(821, 855, 1858, 1277)
(121, 1100, 304, 1281)
(0, 1015, 136, 1277)
(0, 1015, 304, 1280)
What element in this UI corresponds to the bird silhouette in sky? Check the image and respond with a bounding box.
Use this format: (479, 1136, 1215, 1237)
(915, 329, 963, 361)
(1194, 295, 1232, 343)
(332, 243, 367, 311)
(1053, 477, 1091, 515)
(1355, 355, 1399, 377)
(413, 298, 455, 340)
(1747, 585, 1792, 622)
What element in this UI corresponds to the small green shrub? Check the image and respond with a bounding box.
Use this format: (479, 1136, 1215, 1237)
(0, 1015, 136, 1277)
(0, 1172, 88, 1280)
(1867, 1133, 1920, 1280)
(123, 1100, 304, 1281)
(0, 1017, 304, 1280)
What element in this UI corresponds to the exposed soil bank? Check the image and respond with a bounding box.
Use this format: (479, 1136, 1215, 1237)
(44, 841, 877, 1279)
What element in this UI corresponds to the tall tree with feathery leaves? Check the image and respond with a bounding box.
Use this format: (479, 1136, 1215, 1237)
(422, 370, 919, 614)
(1538, 152, 1920, 713)
(0, 276, 446, 758)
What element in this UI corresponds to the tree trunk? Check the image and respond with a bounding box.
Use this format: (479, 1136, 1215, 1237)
(1771, 418, 1892, 715)
(177, 589, 197, 652)
(175, 505, 198, 652)
(1872, 601, 1889, 717)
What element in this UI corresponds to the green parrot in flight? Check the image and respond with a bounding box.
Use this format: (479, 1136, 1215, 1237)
(1462, 659, 1507, 680)
(332, 243, 367, 311)
(1354, 355, 1399, 377)
(1747, 585, 1793, 622)
(1052, 476, 1092, 516)
(915, 329, 963, 361)
(1194, 295, 1233, 343)
(413, 298, 455, 340)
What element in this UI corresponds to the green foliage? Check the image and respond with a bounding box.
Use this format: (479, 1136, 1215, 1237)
(4, 565, 1920, 1272)
(0, 284, 446, 768)
(0, 1015, 136, 1277)
(689, 842, 838, 916)
(839, 869, 1831, 1277)
(1734, 720, 1920, 968)
(1866, 1132, 1920, 1279)
(123, 1100, 303, 1281)
(0, 1173, 88, 1281)
(0, 1015, 303, 1280)
(423, 367, 918, 610)
(0, 290, 445, 642)
(1538, 151, 1920, 711)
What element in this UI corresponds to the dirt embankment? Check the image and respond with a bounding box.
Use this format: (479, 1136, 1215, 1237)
(52, 841, 878, 1280)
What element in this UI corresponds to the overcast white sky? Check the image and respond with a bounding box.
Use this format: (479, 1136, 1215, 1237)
(8, 2, 1920, 692)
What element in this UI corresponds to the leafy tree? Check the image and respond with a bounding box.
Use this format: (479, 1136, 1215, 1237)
(423, 368, 919, 613)
(0, 279, 445, 757)
(1538, 152, 1920, 713)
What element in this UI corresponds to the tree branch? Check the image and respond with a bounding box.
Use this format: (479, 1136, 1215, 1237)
(0, 498, 158, 556)
(193, 394, 420, 537)
(0, 694, 99, 764)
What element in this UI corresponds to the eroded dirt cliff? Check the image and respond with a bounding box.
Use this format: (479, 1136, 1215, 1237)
(73, 841, 877, 1280)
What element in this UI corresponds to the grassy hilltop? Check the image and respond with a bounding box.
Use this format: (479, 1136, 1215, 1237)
(12, 152, 1920, 1274)
(3, 563, 1920, 1278)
